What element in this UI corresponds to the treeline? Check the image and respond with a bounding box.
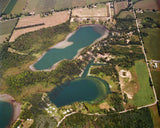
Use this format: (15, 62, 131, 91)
(0, 43, 33, 73)
(15, 23, 45, 30)
(59, 107, 154, 128)
(6, 60, 81, 90)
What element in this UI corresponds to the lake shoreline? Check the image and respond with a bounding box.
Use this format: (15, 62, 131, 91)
(0, 94, 21, 127)
(30, 24, 109, 72)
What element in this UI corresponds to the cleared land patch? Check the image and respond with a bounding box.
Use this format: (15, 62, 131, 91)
(114, 0, 128, 15)
(133, 0, 159, 10)
(0, 0, 10, 14)
(10, 11, 70, 42)
(117, 11, 134, 19)
(129, 61, 155, 106)
(142, 28, 160, 60)
(72, 4, 108, 17)
(0, 18, 18, 43)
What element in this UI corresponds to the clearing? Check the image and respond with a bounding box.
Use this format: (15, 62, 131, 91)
(129, 61, 155, 106)
(72, 4, 109, 17)
(0, 18, 18, 43)
(114, 0, 128, 15)
(10, 11, 70, 42)
(133, 0, 159, 10)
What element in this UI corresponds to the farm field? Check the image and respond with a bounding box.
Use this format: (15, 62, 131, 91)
(141, 28, 160, 60)
(149, 105, 160, 128)
(10, 0, 110, 14)
(72, 4, 108, 17)
(151, 71, 160, 99)
(0, 0, 10, 15)
(133, 0, 159, 10)
(3, 0, 18, 14)
(114, 0, 128, 15)
(129, 61, 155, 106)
(10, 11, 70, 42)
(0, 18, 18, 43)
(117, 11, 134, 19)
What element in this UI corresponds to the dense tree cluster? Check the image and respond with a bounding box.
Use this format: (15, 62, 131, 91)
(60, 108, 154, 128)
(7, 60, 81, 90)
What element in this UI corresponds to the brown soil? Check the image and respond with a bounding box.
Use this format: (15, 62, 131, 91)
(10, 11, 70, 42)
(99, 102, 110, 110)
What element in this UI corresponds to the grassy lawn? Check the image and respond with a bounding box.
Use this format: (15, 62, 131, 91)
(129, 61, 155, 106)
(142, 28, 160, 60)
(117, 11, 135, 19)
(151, 71, 160, 100)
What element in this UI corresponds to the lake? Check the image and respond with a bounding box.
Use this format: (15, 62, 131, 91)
(0, 101, 13, 128)
(34, 25, 106, 70)
(48, 76, 111, 107)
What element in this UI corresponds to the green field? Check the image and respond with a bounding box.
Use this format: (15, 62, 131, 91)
(3, 0, 18, 14)
(11, 0, 110, 14)
(142, 28, 160, 60)
(129, 61, 155, 106)
(0, 19, 18, 43)
(0, 0, 10, 15)
(137, 12, 160, 23)
(117, 11, 135, 19)
(151, 71, 160, 100)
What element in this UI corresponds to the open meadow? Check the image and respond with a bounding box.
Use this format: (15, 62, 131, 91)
(0, 0, 10, 15)
(114, 0, 128, 15)
(133, 0, 159, 10)
(129, 61, 155, 106)
(141, 28, 160, 60)
(72, 4, 109, 17)
(117, 11, 134, 19)
(10, 0, 111, 14)
(3, 0, 18, 14)
(10, 11, 70, 42)
(0, 18, 18, 43)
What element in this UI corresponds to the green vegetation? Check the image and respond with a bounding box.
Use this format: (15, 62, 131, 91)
(60, 108, 154, 128)
(3, 0, 18, 14)
(0, 0, 10, 15)
(129, 61, 155, 106)
(6, 60, 81, 96)
(151, 71, 160, 100)
(141, 28, 160, 60)
(0, 19, 18, 43)
(117, 11, 135, 19)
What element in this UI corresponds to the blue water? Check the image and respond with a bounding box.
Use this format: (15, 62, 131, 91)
(0, 101, 13, 128)
(49, 77, 110, 107)
(34, 26, 105, 70)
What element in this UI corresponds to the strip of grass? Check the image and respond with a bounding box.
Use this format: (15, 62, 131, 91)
(129, 61, 155, 106)
(142, 28, 160, 60)
(151, 71, 160, 100)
